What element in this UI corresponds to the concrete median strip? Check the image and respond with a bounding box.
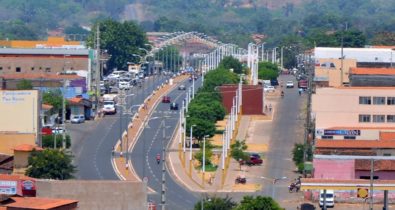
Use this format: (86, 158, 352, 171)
(111, 75, 188, 184)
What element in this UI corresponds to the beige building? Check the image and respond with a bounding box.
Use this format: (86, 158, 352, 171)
(314, 58, 357, 87)
(0, 90, 39, 154)
(312, 87, 395, 140)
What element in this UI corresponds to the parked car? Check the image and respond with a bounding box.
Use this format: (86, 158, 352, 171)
(319, 190, 335, 208)
(286, 81, 294, 88)
(170, 102, 179, 110)
(178, 85, 186, 90)
(71, 115, 85, 124)
(264, 85, 275, 92)
(240, 156, 263, 166)
(162, 96, 171, 103)
(51, 126, 65, 134)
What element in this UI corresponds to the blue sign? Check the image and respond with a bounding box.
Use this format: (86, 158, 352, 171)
(323, 129, 361, 136)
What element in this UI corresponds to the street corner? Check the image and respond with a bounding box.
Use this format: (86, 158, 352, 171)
(246, 143, 268, 153)
(231, 183, 262, 192)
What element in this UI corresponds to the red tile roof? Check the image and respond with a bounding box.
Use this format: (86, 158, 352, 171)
(0, 73, 81, 80)
(5, 197, 78, 209)
(380, 132, 395, 141)
(355, 159, 395, 171)
(350, 67, 395, 75)
(316, 140, 395, 149)
(13, 144, 43, 152)
(41, 104, 53, 110)
(0, 174, 34, 181)
(68, 97, 82, 104)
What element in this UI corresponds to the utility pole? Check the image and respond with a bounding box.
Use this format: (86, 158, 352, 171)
(62, 79, 67, 149)
(161, 120, 166, 210)
(303, 54, 313, 177)
(95, 24, 101, 117)
(369, 158, 374, 210)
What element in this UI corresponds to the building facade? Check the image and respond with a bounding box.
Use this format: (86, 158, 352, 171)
(312, 87, 395, 140)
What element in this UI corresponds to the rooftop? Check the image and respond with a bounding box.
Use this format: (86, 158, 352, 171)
(0, 48, 89, 55)
(355, 159, 395, 171)
(13, 144, 43, 152)
(0, 73, 82, 80)
(4, 197, 78, 209)
(350, 67, 395, 75)
(316, 140, 395, 149)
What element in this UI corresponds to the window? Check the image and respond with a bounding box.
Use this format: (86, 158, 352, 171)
(359, 114, 371, 123)
(15, 67, 21, 72)
(387, 115, 395, 123)
(373, 115, 385, 123)
(373, 97, 385, 105)
(359, 96, 371, 105)
(0, 67, 2, 71)
(45, 67, 51, 72)
(344, 136, 356, 140)
(31, 67, 34, 71)
(360, 176, 378, 180)
(383, 153, 392, 156)
(388, 97, 395, 105)
(321, 135, 333, 139)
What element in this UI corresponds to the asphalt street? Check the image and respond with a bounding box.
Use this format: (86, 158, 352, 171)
(130, 77, 202, 210)
(261, 74, 306, 205)
(68, 74, 168, 180)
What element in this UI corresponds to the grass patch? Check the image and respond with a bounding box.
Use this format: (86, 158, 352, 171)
(196, 164, 218, 172)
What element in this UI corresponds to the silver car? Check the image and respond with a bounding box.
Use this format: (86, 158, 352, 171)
(71, 115, 85, 124)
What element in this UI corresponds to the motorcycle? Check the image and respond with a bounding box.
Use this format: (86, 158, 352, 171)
(235, 176, 246, 184)
(288, 182, 300, 193)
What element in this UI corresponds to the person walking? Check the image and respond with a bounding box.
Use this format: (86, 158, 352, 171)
(269, 104, 272, 112)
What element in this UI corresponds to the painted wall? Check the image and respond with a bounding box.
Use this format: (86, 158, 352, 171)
(315, 58, 357, 87)
(313, 159, 355, 179)
(312, 87, 395, 139)
(220, 85, 263, 115)
(0, 134, 35, 155)
(355, 171, 395, 180)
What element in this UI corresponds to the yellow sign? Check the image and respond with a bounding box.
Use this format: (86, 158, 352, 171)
(357, 188, 368, 198)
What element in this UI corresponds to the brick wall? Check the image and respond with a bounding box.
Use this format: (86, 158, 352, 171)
(219, 85, 263, 115)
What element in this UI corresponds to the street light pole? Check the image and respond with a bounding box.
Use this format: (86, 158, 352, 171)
(161, 119, 166, 210)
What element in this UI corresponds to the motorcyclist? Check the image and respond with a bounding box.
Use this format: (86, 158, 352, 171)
(156, 153, 161, 164)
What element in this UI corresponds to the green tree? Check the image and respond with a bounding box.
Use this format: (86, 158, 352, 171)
(87, 19, 148, 74)
(186, 117, 216, 141)
(230, 140, 249, 170)
(26, 149, 76, 180)
(335, 29, 366, 48)
(258, 62, 280, 80)
(42, 134, 71, 149)
(194, 196, 236, 210)
(235, 195, 282, 210)
(42, 89, 63, 112)
(292, 143, 313, 172)
(371, 32, 395, 46)
(16, 79, 33, 90)
(219, 56, 243, 74)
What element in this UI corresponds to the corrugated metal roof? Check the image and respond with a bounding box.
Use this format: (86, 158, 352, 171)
(0, 48, 90, 55)
(315, 47, 394, 63)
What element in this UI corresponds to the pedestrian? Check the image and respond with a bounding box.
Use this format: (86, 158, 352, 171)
(265, 105, 268, 111)
(269, 104, 272, 112)
(144, 103, 148, 110)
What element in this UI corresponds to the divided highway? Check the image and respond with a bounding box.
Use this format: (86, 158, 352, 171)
(130, 77, 202, 209)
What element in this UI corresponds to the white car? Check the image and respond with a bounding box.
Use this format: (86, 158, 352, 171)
(319, 190, 335, 208)
(118, 81, 130, 89)
(71, 115, 85, 124)
(264, 85, 275, 92)
(286, 81, 294, 88)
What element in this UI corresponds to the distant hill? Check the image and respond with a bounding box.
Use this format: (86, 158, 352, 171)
(0, 0, 394, 46)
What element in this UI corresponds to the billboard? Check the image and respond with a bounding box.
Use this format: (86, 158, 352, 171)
(316, 129, 361, 136)
(0, 90, 39, 133)
(0, 180, 17, 195)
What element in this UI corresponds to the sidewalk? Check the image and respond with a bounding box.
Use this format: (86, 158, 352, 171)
(112, 75, 189, 182)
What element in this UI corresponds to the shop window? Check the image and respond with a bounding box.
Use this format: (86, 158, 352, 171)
(387, 115, 395, 123)
(373, 115, 385, 123)
(16, 67, 21, 72)
(373, 97, 385, 105)
(387, 97, 395, 105)
(359, 114, 371, 123)
(359, 96, 371, 105)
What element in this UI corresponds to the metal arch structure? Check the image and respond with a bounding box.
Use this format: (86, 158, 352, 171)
(146, 31, 248, 75)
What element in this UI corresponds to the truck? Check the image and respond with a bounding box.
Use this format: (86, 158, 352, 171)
(298, 79, 308, 89)
(101, 94, 117, 115)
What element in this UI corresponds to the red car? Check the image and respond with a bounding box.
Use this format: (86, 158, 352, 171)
(240, 156, 263, 166)
(162, 96, 171, 103)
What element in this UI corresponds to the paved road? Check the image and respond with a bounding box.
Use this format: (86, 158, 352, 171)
(68, 75, 168, 179)
(260, 74, 306, 206)
(130, 77, 201, 210)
